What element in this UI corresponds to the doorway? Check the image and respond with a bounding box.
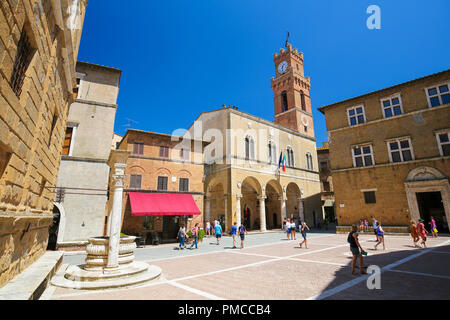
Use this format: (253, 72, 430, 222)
(47, 205, 60, 250)
(162, 216, 179, 242)
(416, 192, 449, 232)
(243, 207, 251, 230)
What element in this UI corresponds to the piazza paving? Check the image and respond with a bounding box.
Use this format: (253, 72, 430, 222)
(41, 232, 450, 300)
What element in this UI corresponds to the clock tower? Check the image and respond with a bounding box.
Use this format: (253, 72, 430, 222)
(271, 42, 314, 138)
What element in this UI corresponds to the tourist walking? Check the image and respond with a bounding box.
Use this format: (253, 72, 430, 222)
(410, 220, 420, 248)
(348, 224, 367, 276)
(371, 216, 378, 241)
(417, 218, 428, 248)
(206, 221, 211, 237)
(190, 223, 199, 249)
(374, 221, 385, 250)
(429, 216, 438, 238)
(299, 221, 310, 248)
(291, 218, 297, 240)
(177, 225, 188, 250)
(364, 218, 369, 232)
(214, 221, 222, 245)
(238, 223, 248, 249)
(231, 222, 238, 249)
(286, 218, 291, 240)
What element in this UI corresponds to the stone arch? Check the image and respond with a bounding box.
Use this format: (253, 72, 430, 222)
(286, 182, 301, 220)
(155, 168, 171, 176)
(264, 179, 283, 229)
(406, 166, 446, 182)
(129, 165, 145, 174)
(177, 170, 192, 179)
(241, 176, 263, 230)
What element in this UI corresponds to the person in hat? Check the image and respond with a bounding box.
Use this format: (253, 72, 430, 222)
(417, 219, 428, 248)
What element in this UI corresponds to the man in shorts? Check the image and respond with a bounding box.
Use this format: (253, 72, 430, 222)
(238, 223, 248, 249)
(348, 224, 367, 275)
(214, 221, 222, 245)
(371, 216, 378, 241)
(231, 222, 238, 249)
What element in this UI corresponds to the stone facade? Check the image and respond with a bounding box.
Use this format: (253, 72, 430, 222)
(54, 62, 121, 245)
(319, 69, 450, 231)
(115, 129, 205, 243)
(0, 0, 87, 287)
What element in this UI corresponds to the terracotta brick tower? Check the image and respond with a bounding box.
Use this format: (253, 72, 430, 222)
(271, 42, 314, 138)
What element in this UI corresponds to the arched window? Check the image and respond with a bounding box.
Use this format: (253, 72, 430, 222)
(245, 136, 255, 160)
(306, 152, 313, 170)
(281, 91, 288, 112)
(268, 141, 277, 164)
(287, 147, 295, 167)
(300, 91, 306, 111)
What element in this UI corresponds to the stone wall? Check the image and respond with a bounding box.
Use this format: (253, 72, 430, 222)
(0, 0, 87, 288)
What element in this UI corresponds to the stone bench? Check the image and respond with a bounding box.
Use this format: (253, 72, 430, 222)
(0, 251, 63, 300)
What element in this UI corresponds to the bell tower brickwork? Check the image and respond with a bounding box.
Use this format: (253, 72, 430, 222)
(271, 42, 315, 138)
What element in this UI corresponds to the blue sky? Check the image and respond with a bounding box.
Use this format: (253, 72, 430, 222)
(77, 0, 449, 147)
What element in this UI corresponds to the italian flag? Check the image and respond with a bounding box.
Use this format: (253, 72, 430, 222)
(278, 152, 287, 172)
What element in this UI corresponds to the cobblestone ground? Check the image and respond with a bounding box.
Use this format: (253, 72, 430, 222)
(41, 232, 450, 300)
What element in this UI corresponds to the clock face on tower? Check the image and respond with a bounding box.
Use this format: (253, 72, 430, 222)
(278, 61, 288, 74)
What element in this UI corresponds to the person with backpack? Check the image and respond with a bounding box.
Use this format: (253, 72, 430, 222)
(190, 223, 199, 249)
(231, 222, 238, 249)
(238, 223, 248, 249)
(348, 224, 367, 275)
(374, 221, 385, 250)
(177, 225, 188, 250)
(214, 221, 222, 245)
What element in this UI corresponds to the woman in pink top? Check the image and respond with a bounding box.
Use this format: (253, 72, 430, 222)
(429, 217, 438, 238)
(417, 219, 428, 248)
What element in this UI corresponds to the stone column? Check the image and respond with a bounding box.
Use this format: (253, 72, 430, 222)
(298, 198, 305, 222)
(279, 195, 287, 227)
(223, 194, 228, 231)
(104, 163, 126, 274)
(236, 194, 242, 226)
(258, 194, 267, 232)
(104, 150, 130, 274)
(204, 197, 211, 223)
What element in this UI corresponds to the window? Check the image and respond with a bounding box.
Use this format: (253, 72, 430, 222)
(320, 161, 328, 171)
(61, 124, 77, 156)
(364, 191, 376, 204)
(306, 152, 313, 170)
(143, 216, 154, 230)
(245, 136, 255, 160)
(130, 175, 142, 189)
(287, 147, 295, 167)
(387, 138, 414, 163)
(427, 83, 450, 107)
(179, 178, 189, 192)
(347, 106, 365, 126)
(268, 142, 277, 164)
(157, 176, 168, 191)
(323, 181, 331, 192)
(381, 95, 403, 118)
(352, 145, 374, 167)
(159, 146, 169, 158)
(180, 148, 189, 160)
(436, 131, 450, 156)
(10, 26, 34, 96)
(281, 91, 288, 112)
(133, 142, 144, 155)
(300, 92, 306, 111)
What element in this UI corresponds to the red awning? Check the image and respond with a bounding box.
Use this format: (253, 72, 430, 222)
(129, 192, 201, 216)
